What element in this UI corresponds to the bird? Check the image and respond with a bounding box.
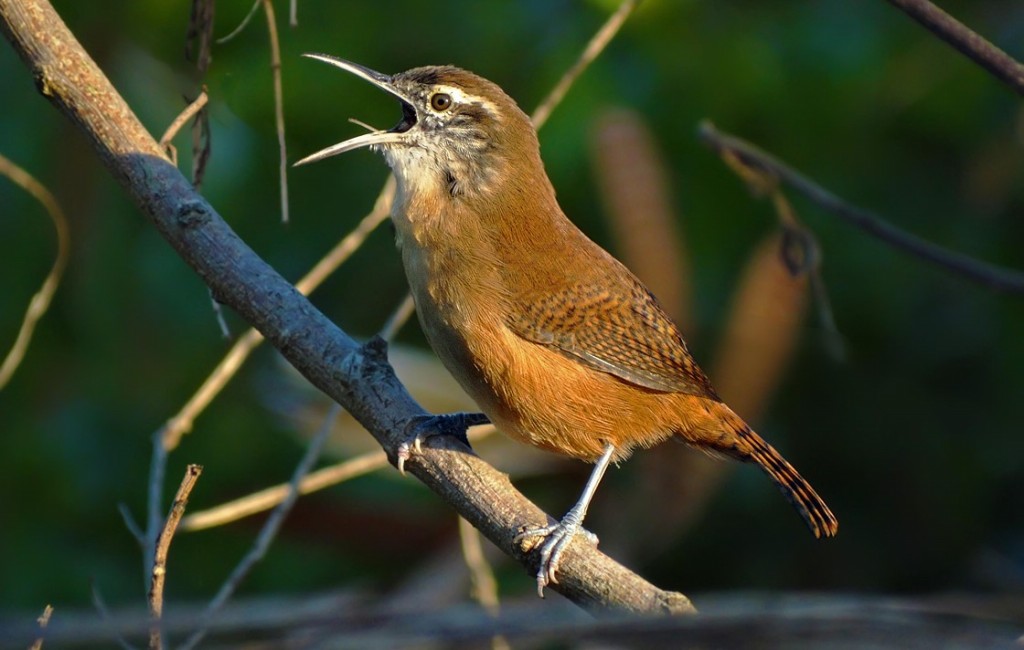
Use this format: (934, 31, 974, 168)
(296, 54, 838, 596)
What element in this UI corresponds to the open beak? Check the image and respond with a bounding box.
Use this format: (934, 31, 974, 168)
(294, 54, 415, 166)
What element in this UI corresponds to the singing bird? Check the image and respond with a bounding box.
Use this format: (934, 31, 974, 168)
(297, 55, 837, 594)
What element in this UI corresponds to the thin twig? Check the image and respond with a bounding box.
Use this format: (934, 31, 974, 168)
(261, 0, 289, 223)
(148, 464, 202, 650)
(295, 175, 395, 297)
(157, 90, 208, 160)
(289, 0, 297, 27)
(178, 406, 338, 650)
(184, 0, 213, 190)
(458, 517, 510, 650)
(208, 287, 231, 338)
(769, 190, 846, 359)
(379, 292, 416, 342)
(159, 176, 394, 451)
(183, 450, 386, 531)
(143, 430, 167, 590)
(118, 503, 145, 545)
(885, 0, 1024, 96)
(0, 153, 69, 391)
(29, 604, 53, 650)
(181, 425, 496, 531)
(189, 100, 211, 189)
(185, 0, 214, 74)
(90, 583, 136, 650)
(158, 330, 261, 451)
(698, 120, 1024, 295)
(216, 0, 260, 44)
(530, 0, 641, 129)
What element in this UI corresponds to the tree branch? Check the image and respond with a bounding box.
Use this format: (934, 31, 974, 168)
(0, 0, 693, 615)
(698, 121, 1024, 295)
(885, 0, 1024, 97)
(149, 464, 202, 650)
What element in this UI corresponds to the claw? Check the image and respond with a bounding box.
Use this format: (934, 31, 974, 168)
(514, 443, 615, 597)
(396, 436, 422, 475)
(515, 520, 598, 597)
(395, 412, 489, 474)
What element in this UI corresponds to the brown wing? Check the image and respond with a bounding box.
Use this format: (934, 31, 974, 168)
(507, 280, 718, 398)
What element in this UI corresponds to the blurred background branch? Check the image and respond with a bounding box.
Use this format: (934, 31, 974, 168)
(699, 120, 1024, 295)
(0, 153, 68, 390)
(885, 0, 1024, 96)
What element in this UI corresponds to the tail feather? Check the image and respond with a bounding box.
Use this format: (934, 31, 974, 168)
(698, 403, 838, 538)
(744, 432, 838, 538)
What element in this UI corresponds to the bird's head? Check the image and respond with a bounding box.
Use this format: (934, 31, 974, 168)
(296, 55, 539, 200)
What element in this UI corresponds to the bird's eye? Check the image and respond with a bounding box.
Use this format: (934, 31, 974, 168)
(430, 93, 452, 111)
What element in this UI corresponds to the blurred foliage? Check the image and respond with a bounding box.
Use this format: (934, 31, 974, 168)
(1, 0, 1023, 621)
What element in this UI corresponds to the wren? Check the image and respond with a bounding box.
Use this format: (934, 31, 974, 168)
(296, 55, 838, 595)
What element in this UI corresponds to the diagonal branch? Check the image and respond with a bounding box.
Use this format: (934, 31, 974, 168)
(0, 0, 692, 615)
(698, 121, 1024, 295)
(531, 0, 641, 129)
(885, 0, 1024, 97)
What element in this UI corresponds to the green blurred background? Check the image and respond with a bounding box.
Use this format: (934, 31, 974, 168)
(1, 0, 1022, 618)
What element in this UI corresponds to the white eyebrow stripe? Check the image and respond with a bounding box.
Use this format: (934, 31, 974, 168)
(433, 84, 499, 118)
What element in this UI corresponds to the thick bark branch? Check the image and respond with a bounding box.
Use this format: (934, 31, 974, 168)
(0, 0, 693, 615)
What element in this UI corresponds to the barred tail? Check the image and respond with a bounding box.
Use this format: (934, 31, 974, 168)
(695, 402, 838, 538)
(742, 428, 838, 538)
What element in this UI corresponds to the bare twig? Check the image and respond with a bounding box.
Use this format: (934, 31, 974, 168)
(207, 287, 231, 338)
(28, 604, 53, 650)
(289, 0, 297, 27)
(765, 176, 844, 357)
(216, 0, 260, 44)
(459, 517, 510, 650)
(184, 450, 385, 531)
(149, 464, 202, 650)
(118, 503, 145, 545)
(182, 425, 497, 531)
(185, 0, 214, 73)
(90, 583, 136, 650)
(157, 90, 208, 163)
(184, 0, 213, 190)
(144, 431, 167, 589)
(0, 154, 69, 391)
(699, 120, 1024, 295)
(379, 292, 416, 342)
(530, 0, 641, 129)
(179, 406, 337, 650)
(295, 175, 396, 296)
(189, 103, 211, 189)
(261, 0, 290, 223)
(885, 0, 1024, 97)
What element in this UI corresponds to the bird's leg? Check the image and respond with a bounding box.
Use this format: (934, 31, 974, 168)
(396, 412, 490, 474)
(516, 443, 615, 597)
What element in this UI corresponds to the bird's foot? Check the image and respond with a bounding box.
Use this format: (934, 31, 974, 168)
(515, 516, 598, 597)
(396, 412, 489, 474)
